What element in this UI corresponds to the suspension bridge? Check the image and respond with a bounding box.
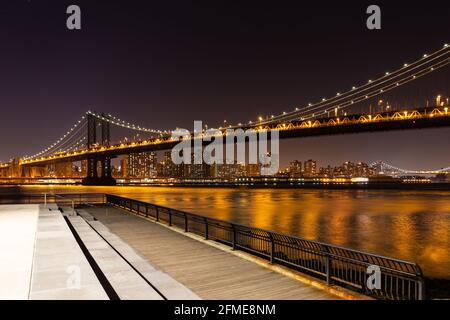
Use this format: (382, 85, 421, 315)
(1, 44, 449, 185)
(370, 161, 450, 175)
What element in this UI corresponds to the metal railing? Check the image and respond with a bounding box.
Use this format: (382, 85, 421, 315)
(105, 194, 425, 300)
(0, 193, 106, 205)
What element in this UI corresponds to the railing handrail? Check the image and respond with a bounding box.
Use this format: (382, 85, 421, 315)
(105, 194, 425, 300)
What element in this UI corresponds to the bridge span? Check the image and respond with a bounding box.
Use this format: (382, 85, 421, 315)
(1, 106, 449, 184)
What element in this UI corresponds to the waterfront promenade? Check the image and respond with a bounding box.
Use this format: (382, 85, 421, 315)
(85, 205, 340, 300)
(0, 202, 340, 300)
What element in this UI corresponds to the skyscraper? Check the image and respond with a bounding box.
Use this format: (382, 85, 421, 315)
(126, 152, 157, 178)
(303, 159, 317, 177)
(289, 160, 302, 177)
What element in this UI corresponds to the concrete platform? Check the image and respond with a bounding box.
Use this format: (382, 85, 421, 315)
(0, 205, 38, 299)
(29, 205, 108, 300)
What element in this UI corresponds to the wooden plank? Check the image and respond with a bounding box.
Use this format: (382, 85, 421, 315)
(86, 205, 339, 300)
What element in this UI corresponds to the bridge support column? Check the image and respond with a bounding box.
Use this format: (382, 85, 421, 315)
(82, 157, 116, 185)
(82, 113, 116, 186)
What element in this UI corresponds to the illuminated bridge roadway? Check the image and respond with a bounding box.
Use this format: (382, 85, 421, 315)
(16, 106, 450, 164)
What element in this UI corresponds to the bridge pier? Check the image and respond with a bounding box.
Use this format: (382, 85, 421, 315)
(82, 157, 116, 186)
(82, 113, 116, 186)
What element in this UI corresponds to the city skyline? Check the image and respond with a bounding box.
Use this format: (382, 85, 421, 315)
(40, 152, 449, 181)
(0, 1, 449, 170)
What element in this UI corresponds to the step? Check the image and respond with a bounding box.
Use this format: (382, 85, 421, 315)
(30, 206, 108, 300)
(67, 216, 163, 300)
(87, 219, 200, 300)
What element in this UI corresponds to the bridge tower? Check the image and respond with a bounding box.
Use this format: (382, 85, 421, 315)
(82, 113, 116, 186)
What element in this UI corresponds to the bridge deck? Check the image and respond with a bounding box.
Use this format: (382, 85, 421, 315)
(85, 204, 339, 300)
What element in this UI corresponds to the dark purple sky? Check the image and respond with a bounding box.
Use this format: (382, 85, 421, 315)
(0, 0, 449, 169)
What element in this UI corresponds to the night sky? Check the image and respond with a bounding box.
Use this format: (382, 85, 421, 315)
(0, 0, 449, 169)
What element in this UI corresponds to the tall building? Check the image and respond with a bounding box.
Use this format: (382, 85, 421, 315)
(157, 151, 184, 178)
(288, 160, 302, 177)
(126, 152, 157, 178)
(355, 162, 371, 177)
(303, 159, 317, 177)
(183, 153, 210, 179)
(246, 163, 261, 177)
(342, 161, 355, 177)
(319, 165, 333, 178)
(120, 158, 127, 178)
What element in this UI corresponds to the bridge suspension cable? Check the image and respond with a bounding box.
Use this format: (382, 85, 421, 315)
(24, 115, 87, 160)
(232, 43, 450, 128)
(50, 121, 88, 153)
(87, 111, 171, 135)
(289, 58, 450, 122)
(65, 136, 87, 152)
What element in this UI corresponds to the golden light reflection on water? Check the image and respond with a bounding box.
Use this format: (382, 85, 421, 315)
(6, 185, 450, 279)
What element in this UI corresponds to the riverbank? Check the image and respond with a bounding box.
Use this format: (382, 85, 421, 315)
(2, 181, 450, 190)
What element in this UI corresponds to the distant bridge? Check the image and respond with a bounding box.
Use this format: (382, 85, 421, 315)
(370, 161, 450, 175)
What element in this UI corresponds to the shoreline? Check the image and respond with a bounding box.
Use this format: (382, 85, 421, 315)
(2, 182, 450, 190)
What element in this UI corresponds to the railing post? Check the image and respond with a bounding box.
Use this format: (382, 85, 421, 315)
(137, 203, 140, 215)
(232, 224, 236, 250)
(129, 200, 132, 212)
(156, 207, 159, 222)
(44, 193, 47, 208)
(418, 279, 425, 300)
(325, 254, 331, 285)
(270, 234, 275, 264)
(72, 200, 75, 216)
(204, 217, 209, 240)
(184, 213, 188, 232)
(145, 205, 149, 218)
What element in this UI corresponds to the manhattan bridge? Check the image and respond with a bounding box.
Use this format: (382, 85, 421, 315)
(1, 44, 449, 185)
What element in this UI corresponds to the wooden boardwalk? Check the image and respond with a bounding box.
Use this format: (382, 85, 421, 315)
(86, 205, 339, 300)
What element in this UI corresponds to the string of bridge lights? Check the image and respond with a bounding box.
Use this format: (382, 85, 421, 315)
(281, 58, 450, 123)
(285, 51, 450, 122)
(232, 43, 449, 128)
(24, 116, 87, 160)
(232, 58, 449, 127)
(369, 161, 450, 174)
(45, 120, 87, 155)
(82, 44, 450, 134)
(64, 136, 87, 153)
(87, 111, 171, 135)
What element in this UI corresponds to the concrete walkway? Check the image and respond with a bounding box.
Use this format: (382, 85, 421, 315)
(30, 205, 108, 299)
(0, 204, 108, 299)
(0, 205, 38, 299)
(86, 205, 340, 300)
